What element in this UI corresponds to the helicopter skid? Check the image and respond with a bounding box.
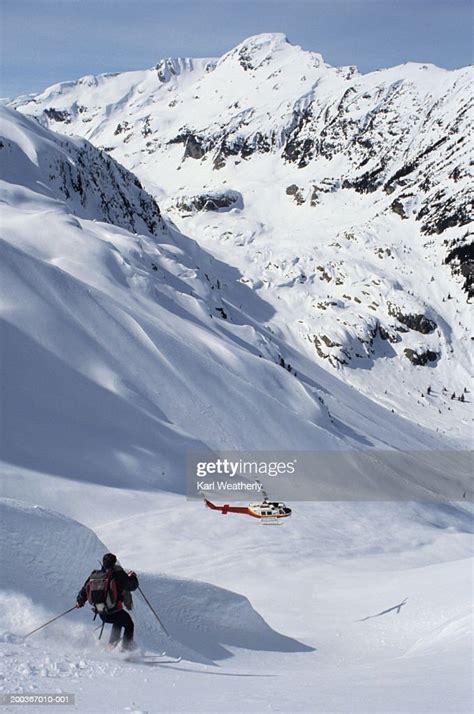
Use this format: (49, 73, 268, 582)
(260, 516, 283, 525)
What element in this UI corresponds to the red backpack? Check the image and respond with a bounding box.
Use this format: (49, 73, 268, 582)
(85, 569, 121, 614)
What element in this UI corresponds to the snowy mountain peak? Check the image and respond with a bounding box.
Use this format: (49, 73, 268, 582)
(6, 38, 473, 443)
(239, 31, 290, 48)
(154, 56, 216, 83)
(218, 32, 327, 74)
(220, 32, 289, 61)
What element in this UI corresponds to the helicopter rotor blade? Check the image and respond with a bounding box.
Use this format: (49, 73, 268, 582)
(255, 479, 269, 501)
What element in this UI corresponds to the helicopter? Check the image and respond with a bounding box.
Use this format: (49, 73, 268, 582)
(201, 481, 292, 521)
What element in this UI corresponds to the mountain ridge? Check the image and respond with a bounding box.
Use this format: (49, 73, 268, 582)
(6, 34, 473, 442)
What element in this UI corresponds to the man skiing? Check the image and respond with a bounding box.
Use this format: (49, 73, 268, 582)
(76, 553, 139, 650)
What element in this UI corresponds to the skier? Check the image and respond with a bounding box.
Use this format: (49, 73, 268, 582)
(76, 553, 139, 650)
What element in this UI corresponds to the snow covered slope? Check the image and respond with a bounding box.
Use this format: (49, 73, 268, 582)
(1, 483, 472, 713)
(12, 33, 473, 441)
(0, 105, 335, 490)
(0, 497, 305, 664)
(3, 104, 469, 497)
(0, 105, 163, 236)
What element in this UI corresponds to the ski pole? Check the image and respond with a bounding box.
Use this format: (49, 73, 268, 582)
(97, 621, 105, 640)
(23, 606, 77, 639)
(138, 586, 169, 637)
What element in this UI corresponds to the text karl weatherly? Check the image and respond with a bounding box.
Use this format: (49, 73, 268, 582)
(197, 481, 263, 491)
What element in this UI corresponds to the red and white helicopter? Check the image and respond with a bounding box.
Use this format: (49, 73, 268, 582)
(201, 481, 291, 522)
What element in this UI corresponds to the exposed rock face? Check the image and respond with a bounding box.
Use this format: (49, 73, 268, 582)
(169, 131, 208, 160)
(312, 334, 347, 367)
(154, 57, 216, 84)
(378, 325, 401, 344)
(0, 108, 164, 237)
(184, 135, 207, 160)
(212, 132, 273, 170)
(445, 239, 474, 298)
(56, 144, 163, 235)
(114, 121, 131, 136)
(311, 319, 402, 368)
(286, 184, 305, 205)
(391, 198, 410, 219)
(44, 107, 71, 123)
(173, 190, 243, 214)
(417, 186, 472, 235)
(286, 181, 338, 206)
(387, 304, 437, 334)
(404, 348, 440, 366)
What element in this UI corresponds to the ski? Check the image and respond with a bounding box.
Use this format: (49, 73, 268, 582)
(125, 654, 182, 665)
(125, 652, 181, 664)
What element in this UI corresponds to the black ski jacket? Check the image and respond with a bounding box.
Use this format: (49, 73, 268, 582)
(76, 565, 138, 607)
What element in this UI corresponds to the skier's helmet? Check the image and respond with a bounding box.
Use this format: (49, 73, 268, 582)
(102, 553, 117, 569)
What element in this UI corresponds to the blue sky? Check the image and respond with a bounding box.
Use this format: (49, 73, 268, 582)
(1, 0, 472, 97)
